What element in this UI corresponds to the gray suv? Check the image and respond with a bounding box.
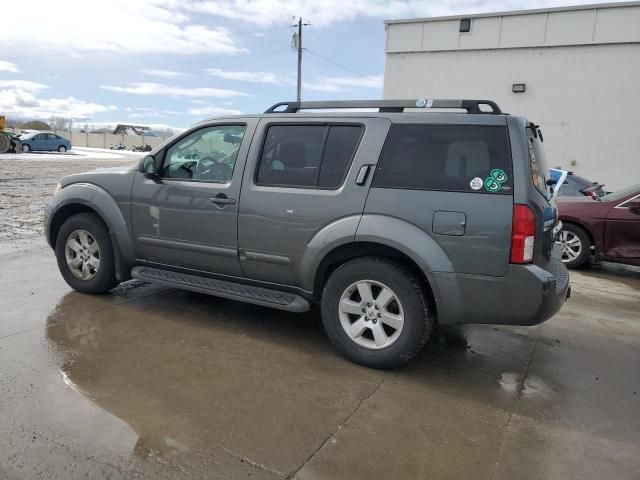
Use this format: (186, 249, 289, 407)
(45, 99, 570, 368)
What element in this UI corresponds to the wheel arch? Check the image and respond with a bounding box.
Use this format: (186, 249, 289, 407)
(49, 203, 103, 249)
(312, 242, 437, 318)
(47, 183, 135, 280)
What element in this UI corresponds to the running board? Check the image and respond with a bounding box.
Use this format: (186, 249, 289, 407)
(131, 266, 310, 312)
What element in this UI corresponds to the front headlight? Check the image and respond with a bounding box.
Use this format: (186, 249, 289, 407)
(54, 182, 62, 195)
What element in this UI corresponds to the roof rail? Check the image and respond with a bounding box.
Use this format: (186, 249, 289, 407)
(264, 99, 503, 115)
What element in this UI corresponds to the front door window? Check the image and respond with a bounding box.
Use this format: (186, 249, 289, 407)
(161, 125, 246, 183)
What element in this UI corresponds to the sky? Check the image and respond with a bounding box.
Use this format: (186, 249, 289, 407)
(0, 0, 606, 131)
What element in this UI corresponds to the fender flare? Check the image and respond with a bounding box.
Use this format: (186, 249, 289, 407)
(298, 215, 362, 292)
(47, 183, 135, 264)
(302, 214, 459, 317)
(355, 214, 454, 274)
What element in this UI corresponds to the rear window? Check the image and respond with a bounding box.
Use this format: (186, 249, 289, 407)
(256, 124, 362, 188)
(372, 125, 513, 194)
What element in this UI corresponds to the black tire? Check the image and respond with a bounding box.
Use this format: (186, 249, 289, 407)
(55, 213, 118, 293)
(559, 223, 591, 269)
(22, 143, 30, 152)
(58, 145, 67, 152)
(321, 256, 434, 369)
(0, 132, 10, 154)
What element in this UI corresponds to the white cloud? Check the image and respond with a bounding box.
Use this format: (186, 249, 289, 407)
(304, 74, 383, 92)
(100, 82, 249, 98)
(0, 60, 18, 73)
(204, 67, 382, 92)
(187, 106, 244, 116)
(0, 0, 245, 55)
(0, 80, 117, 120)
(205, 68, 285, 85)
(185, 0, 606, 26)
(140, 69, 194, 79)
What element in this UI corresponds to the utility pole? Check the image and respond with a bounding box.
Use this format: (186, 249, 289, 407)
(292, 17, 310, 102)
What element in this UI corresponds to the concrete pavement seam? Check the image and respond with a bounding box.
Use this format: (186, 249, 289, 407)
(215, 443, 288, 478)
(488, 334, 539, 480)
(288, 376, 387, 479)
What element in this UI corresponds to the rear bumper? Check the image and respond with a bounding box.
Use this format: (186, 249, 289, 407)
(432, 259, 570, 326)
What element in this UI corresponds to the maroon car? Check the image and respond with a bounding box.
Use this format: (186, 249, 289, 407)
(557, 183, 640, 268)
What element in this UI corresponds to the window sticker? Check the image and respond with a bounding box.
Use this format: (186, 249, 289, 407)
(470, 177, 483, 190)
(490, 168, 507, 183)
(484, 168, 508, 193)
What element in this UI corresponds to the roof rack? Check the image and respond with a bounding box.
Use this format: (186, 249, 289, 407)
(264, 99, 503, 115)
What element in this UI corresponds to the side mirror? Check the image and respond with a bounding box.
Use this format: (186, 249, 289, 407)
(627, 200, 640, 213)
(139, 154, 159, 176)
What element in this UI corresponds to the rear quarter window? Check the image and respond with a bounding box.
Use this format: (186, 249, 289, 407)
(372, 124, 513, 194)
(527, 129, 551, 198)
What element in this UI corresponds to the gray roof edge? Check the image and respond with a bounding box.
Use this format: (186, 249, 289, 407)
(384, 1, 640, 25)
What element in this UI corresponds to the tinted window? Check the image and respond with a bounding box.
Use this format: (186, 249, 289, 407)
(527, 128, 550, 199)
(319, 126, 363, 188)
(373, 125, 513, 194)
(162, 125, 245, 183)
(257, 125, 362, 188)
(557, 176, 583, 196)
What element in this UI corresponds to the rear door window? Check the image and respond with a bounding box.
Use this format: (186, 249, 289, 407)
(372, 125, 512, 194)
(257, 124, 363, 188)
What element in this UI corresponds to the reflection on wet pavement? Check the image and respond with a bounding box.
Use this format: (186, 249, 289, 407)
(1, 244, 639, 479)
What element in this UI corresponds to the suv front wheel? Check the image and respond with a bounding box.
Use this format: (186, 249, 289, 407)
(321, 257, 434, 369)
(55, 213, 118, 293)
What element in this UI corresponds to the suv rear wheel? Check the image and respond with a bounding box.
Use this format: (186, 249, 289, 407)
(55, 213, 118, 293)
(321, 257, 434, 369)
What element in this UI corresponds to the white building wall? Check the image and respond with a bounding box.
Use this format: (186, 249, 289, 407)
(384, 3, 640, 190)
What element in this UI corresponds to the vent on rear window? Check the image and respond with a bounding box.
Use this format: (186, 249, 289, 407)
(372, 125, 513, 194)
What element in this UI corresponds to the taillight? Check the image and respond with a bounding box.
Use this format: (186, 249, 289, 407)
(510, 204, 536, 264)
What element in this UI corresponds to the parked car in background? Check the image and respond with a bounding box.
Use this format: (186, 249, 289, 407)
(131, 144, 153, 152)
(20, 132, 71, 152)
(557, 183, 640, 268)
(555, 170, 606, 198)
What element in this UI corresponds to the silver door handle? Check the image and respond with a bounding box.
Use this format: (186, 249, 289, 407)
(210, 196, 236, 205)
(356, 165, 372, 185)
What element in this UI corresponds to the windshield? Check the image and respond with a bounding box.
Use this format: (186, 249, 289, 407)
(600, 183, 640, 202)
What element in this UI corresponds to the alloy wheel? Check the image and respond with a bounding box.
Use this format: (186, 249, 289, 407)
(338, 280, 404, 349)
(559, 229, 583, 263)
(65, 230, 101, 280)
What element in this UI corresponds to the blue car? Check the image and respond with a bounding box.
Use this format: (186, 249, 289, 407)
(20, 132, 72, 153)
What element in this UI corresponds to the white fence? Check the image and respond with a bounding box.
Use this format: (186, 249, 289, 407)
(6, 128, 172, 150)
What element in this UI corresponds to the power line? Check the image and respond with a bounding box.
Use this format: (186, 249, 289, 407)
(303, 48, 378, 78)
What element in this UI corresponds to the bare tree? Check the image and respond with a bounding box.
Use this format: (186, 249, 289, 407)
(48, 116, 72, 131)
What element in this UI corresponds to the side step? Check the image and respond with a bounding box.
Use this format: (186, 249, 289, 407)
(131, 266, 310, 312)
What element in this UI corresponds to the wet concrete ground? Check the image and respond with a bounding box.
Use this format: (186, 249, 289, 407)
(0, 242, 639, 480)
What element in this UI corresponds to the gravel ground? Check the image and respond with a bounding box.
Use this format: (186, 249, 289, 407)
(0, 148, 141, 249)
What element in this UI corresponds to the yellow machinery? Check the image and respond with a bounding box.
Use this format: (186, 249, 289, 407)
(0, 115, 20, 154)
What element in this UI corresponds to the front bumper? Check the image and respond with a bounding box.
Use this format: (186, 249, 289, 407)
(43, 202, 54, 248)
(432, 258, 570, 326)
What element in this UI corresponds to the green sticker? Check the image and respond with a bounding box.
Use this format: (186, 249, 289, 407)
(484, 177, 501, 192)
(490, 168, 508, 183)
